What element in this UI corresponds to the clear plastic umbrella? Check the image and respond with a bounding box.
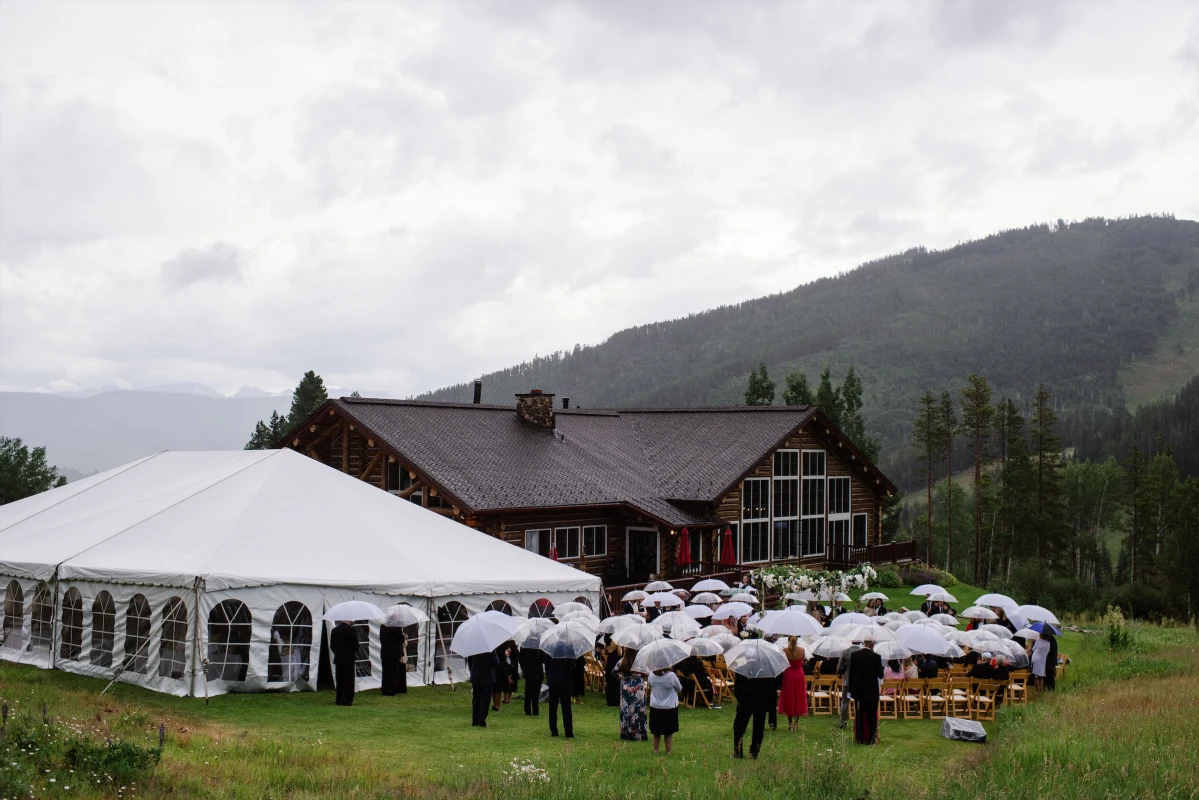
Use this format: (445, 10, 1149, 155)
(692, 592, 723, 605)
(861, 592, 889, 602)
(882, 612, 905, 622)
(557, 610, 599, 627)
(700, 624, 732, 638)
(756, 609, 823, 637)
(621, 590, 647, 603)
(784, 591, 817, 602)
(902, 610, 929, 622)
(961, 606, 1000, 620)
(928, 591, 958, 603)
(1013, 626, 1040, 640)
(691, 578, 730, 592)
(385, 604, 429, 627)
(895, 625, 954, 656)
(539, 621, 598, 660)
(930, 613, 960, 626)
(840, 624, 898, 643)
(709, 633, 743, 652)
(554, 602, 593, 617)
(597, 615, 643, 635)
(652, 612, 702, 640)
(512, 617, 555, 648)
(631, 638, 692, 673)
(729, 593, 759, 605)
(910, 584, 946, 596)
(645, 592, 685, 608)
(323, 600, 386, 622)
(689, 637, 724, 658)
(1015, 605, 1059, 625)
(960, 631, 1003, 650)
(980, 624, 1014, 640)
(873, 641, 914, 661)
(811, 635, 854, 658)
(613, 624, 664, 649)
(830, 612, 874, 628)
(711, 602, 754, 620)
(684, 604, 714, 619)
(975, 593, 1018, 609)
(451, 612, 520, 657)
(644, 581, 674, 592)
(724, 639, 790, 678)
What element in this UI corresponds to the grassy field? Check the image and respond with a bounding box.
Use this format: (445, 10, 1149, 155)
(2, 584, 1197, 799)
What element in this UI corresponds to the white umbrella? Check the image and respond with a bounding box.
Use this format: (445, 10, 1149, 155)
(539, 621, 598, 660)
(873, 641, 914, 661)
(861, 592, 889, 602)
(557, 610, 599, 626)
(902, 610, 928, 622)
(1004, 609, 1028, 630)
(451, 612, 520, 657)
(622, 590, 648, 603)
(942, 629, 965, 643)
(842, 624, 899, 643)
(684, 604, 714, 619)
(691, 578, 730, 592)
(692, 592, 723, 605)
(756, 610, 824, 637)
(1015, 605, 1059, 624)
(975, 593, 1018, 608)
(833, 592, 852, 602)
(910, 584, 946, 596)
(1013, 627, 1040, 640)
(613, 625, 664, 649)
(895, 625, 954, 656)
(689, 638, 724, 658)
(961, 606, 1000, 620)
(729, 593, 759, 605)
(944, 642, 966, 658)
(631, 638, 692, 673)
(724, 640, 790, 678)
(597, 615, 644, 635)
(645, 580, 674, 592)
(711, 602, 754, 620)
(930, 613, 960, 626)
(323, 600, 386, 622)
(883, 620, 905, 631)
(652, 611, 703, 640)
(928, 591, 958, 603)
(512, 617, 555, 648)
(553, 601, 593, 617)
(700, 624, 733, 638)
(385, 604, 429, 627)
(980, 624, 1014, 640)
(784, 591, 817, 602)
(645, 592, 685, 608)
(811, 635, 854, 658)
(671, 588, 691, 600)
(829, 612, 874, 628)
(882, 612, 904, 621)
(709, 633, 743, 652)
(960, 631, 1003, 650)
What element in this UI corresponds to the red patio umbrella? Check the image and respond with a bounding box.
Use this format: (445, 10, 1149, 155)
(548, 545, 559, 561)
(720, 527, 736, 566)
(677, 527, 692, 566)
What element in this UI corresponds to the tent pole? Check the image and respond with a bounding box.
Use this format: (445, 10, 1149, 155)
(436, 621, 456, 692)
(190, 577, 202, 699)
(50, 569, 60, 670)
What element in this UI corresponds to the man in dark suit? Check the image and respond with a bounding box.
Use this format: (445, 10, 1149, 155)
(920, 595, 934, 615)
(836, 640, 863, 729)
(330, 621, 360, 706)
(467, 650, 498, 727)
(645, 601, 663, 622)
(519, 644, 544, 716)
(731, 674, 773, 759)
(917, 653, 939, 679)
(847, 639, 884, 745)
(545, 655, 574, 737)
(968, 654, 997, 681)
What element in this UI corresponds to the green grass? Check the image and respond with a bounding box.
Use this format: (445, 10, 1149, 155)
(2, 586, 1197, 799)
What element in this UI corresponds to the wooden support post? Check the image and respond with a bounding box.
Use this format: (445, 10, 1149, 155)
(358, 451, 383, 481)
(398, 480, 422, 499)
(341, 420, 349, 473)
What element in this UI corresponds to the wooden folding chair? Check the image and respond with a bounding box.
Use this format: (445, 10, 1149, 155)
(948, 678, 971, 717)
(1008, 670, 1029, 706)
(898, 679, 925, 719)
(878, 680, 901, 720)
(973, 682, 999, 721)
(811, 677, 835, 715)
(925, 679, 949, 720)
(687, 673, 713, 709)
(706, 666, 731, 704)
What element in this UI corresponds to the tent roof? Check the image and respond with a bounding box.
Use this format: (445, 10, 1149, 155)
(0, 449, 601, 597)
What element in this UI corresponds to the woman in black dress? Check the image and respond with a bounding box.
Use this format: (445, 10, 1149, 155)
(492, 642, 518, 710)
(604, 639, 622, 706)
(379, 624, 408, 696)
(572, 654, 586, 704)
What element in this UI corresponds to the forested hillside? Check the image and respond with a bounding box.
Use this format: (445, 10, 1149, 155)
(424, 216, 1199, 488)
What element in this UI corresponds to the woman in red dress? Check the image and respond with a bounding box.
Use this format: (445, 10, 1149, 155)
(776, 636, 809, 730)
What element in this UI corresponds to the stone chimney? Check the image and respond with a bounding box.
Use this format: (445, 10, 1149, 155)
(516, 389, 555, 429)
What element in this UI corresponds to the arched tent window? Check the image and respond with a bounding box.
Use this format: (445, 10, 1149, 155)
(268, 602, 312, 682)
(572, 596, 593, 611)
(158, 597, 188, 679)
(28, 582, 53, 653)
(352, 620, 372, 678)
(90, 591, 115, 667)
(485, 600, 514, 615)
(528, 598, 555, 618)
(2, 580, 23, 649)
(435, 601, 469, 672)
(60, 587, 84, 660)
(123, 594, 152, 673)
(208, 600, 251, 682)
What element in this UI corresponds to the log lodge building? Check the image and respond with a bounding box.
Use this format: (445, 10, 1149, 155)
(283, 388, 897, 586)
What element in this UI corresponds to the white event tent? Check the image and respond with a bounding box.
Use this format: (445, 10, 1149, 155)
(0, 449, 601, 697)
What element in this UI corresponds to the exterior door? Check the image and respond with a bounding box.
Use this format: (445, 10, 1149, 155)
(626, 527, 659, 582)
(525, 529, 550, 557)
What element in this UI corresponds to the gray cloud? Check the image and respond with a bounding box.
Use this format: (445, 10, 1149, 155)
(162, 243, 246, 289)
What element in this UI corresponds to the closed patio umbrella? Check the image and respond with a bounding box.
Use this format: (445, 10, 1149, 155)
(719, 528, 736, 566)
(677, 528, 692, 567)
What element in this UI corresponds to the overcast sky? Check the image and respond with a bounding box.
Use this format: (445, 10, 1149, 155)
(2, 1, 1197, 397)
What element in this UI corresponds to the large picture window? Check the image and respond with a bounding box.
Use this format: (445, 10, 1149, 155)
(269, 601, 312, 683)
(773, 450, 800, 560)
(436, 600, 470, 672)
(29, 582, 53, 654)
(525, 529, 551, 557)
(741, 478, 770, 563)
(2, 580, 22, 649)
(159, 597, 188, 679)
(583, 525, 607, 557)
(90, 591, 115, 667)
(554, 527, 581, 559)
(124, 594, 152, 673)
(853, 513, 869, 548)
(801, 450, 826, 557)
(828, 476, 851, 550)
(60, 587, 84, 661)
(207, 599, 252, 682)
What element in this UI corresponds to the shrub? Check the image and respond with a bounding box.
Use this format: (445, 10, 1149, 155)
(873, 566, 902, 588)
(898, 562, 958, 588)
(1104, 605, 1136, 652)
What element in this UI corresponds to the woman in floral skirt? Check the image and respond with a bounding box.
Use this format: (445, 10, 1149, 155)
(618, 648, 647, 741)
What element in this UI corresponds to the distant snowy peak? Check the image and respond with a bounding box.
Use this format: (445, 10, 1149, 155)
(232, 386, 288, 398)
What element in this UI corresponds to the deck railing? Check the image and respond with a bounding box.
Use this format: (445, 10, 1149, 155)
(825, 540, 917, 568)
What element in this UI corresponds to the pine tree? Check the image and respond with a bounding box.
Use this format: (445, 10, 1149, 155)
(959, 374, 994, 584)
(910, 390, 941, 565)
(939, 390, 957, 574)
(245, 410, 291, 450)
(840, 367, 866, 443)
(288, 370, 329, 429)
(1029, 384, 1065, 566)
(782, 369, 813, 406)
(1122, 445, 1150, 584)
(0, 437, 68, 505)
(744, 362, 775, 406)
(815, 364, 842, 427)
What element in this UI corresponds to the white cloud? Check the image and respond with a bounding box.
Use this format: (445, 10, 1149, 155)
(1, 0, 1197, 396)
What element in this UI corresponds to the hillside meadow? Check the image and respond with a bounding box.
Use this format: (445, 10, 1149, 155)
(2, 584, 1197, 800)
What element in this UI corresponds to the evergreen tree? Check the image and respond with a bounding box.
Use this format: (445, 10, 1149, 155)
(994, 398, 1031, 582)
(288, 370, 329, 429)
(744, 362, 775, 406)
(1163, 477, 1199, 622)
(782, 369, 813, 407)
(939, 390, 957, 573)
(245, 410, 290, 450)
(0, 437, 68, 505)
(959, 374, 994, 583)
(1122, 445, 1150, 584)
(814, 364, 842, 426)
(910, 390, 941, 565)
(1029, 384, 1065, 566)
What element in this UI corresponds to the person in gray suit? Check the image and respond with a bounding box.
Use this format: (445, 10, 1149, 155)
(836, 638, 863, 729)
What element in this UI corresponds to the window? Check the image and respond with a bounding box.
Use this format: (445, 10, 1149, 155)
(268, 601, 312, 683)
(741, 476, 771, 563)
(583, 525, 607, 557)
(525, 529, 551, 557)
(60, 588, 84, 661)
(529, 598, 555, 618)
(386, 460, 400, 491)
(773, 450, 800, 560)
(485, 600, 514, 615)
(687, 527, 702, 564)
(436, 601, 470, 672)
(207, 599, 251, 682)
(29, 582, 52, 654)
(2, 580, 22, 649)
(572, 596, 593, 610)
(90, 591, 115, 667)
(124, 594, 152, 673)
(828, 476, 851, 550)
(159, 597, 188, 679)
(554, 527, 580, 559)
(801, 450, 826, 557)
(352, 621, 372, 677)
(853, 513, 869, 548)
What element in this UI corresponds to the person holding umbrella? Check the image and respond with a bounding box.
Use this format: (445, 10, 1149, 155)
(546, 652, 575, 737)
(1030, 621, 1060, 691)
(619, 648, 647, 741)
(519, 640, 544, 716)
(467, 650, 498, 727)
(330, 621, 360, 706)
(847, 635, 885, 745)
(725, 640, 790, 759)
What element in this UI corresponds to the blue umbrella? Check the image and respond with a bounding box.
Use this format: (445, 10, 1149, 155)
(1029, 621, 1060, 636)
